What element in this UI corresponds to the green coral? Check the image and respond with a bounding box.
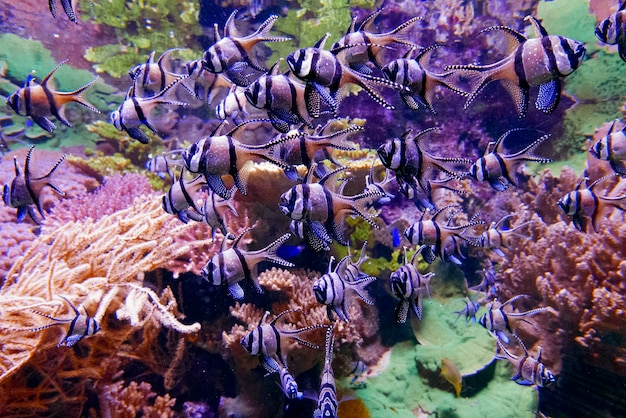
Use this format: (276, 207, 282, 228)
(81, 0, 203, 77)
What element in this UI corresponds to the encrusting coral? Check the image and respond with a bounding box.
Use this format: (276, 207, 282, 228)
(0, 194, 231, 415)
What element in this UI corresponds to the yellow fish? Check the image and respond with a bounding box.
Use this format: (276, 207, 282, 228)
(441, 357, 462, 398)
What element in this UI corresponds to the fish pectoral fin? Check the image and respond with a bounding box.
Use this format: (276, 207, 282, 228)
(488, 177, 509, 191)
(205, 174, 231, 199)
(400, 92, 423, 111)
(126, 127, 151, 144)
(32, 115, 57, 133)
(267, 110, 292, 133)
(304, 83, 322, 118)
(226, 66, 251, 87)
(228, 282, 245, 300)
(535, 79, 561, 114)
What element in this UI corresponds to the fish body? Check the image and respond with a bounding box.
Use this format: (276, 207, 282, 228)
(201, 227, 294, 300)
(404, 205, 483, 264)
(440, 358, 462, 398)
(314, 326, 338, 418)
(389, 246, 434, 323)
(453, 297, 481, 323)
(446, 15, 585, 116)
(30, 295, 100, 347)
(3, 145, 66, 223)
(6, 60, 99, 132)
(313, 255, 376, 322)
(129, 49, 192, 98)
(286, 33, 403, 113)
(557, 174, 626, 232)
(244, 65, 319, 132)
(184, 59, 233, 104)
(110, 77, 188, 144)
(595, 1, 626, 61)
(48, 0, 76, 22)
(495, 340, 555, 387)
(589, 119, 626, 175)
(162, 169, 206, 223)
(479, 215, 533, 256)
(332, 9, 421, 72)
(377, 128, 471, 197)
(241, 310, 324, 373)
(478, 294, 549, 343)
(469, 129, 552, 191)
(279, 164, 383, 246)
(382, 45, 467, 113)
(145, 151, 184, 179)
(202, 11, 291, 86)
(200, 188, 238, 238)
(181, 120, 292, 198)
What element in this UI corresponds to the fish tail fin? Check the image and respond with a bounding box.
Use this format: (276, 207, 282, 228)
(60, 76, 101, 113)
(444, 64, 498, 109)
(262, 233, 296, 268)
(344, 190, 384, 228)
(349, 276, 377, 305)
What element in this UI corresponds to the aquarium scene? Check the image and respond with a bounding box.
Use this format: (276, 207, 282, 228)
(1, 0, 626, 416)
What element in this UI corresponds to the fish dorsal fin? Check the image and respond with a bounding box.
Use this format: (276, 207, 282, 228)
(58, 295, 80, 316)
(304, 163, 317, 185)
(314, 33, 331, 49)
(318, 165, 350, 187)
(574, 177, 588, 191)
(213, 23, 221, 41)
(413, 127, 441, 148)
(493, 128, 522, 154)
(226, 118, 272, 140)
(415, 44, 443, 66)
(271, 308, 299, 326)
(501, 294, 530, 309)
(22, 74, 35, 88)
(259, 310, 270, 327)
(232, 225, 254, 249)
(346, 16, 358, 35)
(410, 245, 427, 267)
(607, 119, 619, 136)
(480, 26, 527, 53)
(327, 255, 336, 274)
(268, 58, 284, 76)
(358, 7, 384, 32)
(224, 10, 240, 38)
(335, 255, 352, 275)
(41, 59, 69, 87)
(431, 204, 457, 223)
(588, 173, 617, 192)
(524, 15, 549, 38)
(146, 50, 156, 67)
(13, 154, 22, 177)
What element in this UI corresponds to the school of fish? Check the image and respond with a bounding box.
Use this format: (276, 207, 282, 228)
(3, 4, 626, 416)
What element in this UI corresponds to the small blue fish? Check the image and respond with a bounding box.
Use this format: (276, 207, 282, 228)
(391, 227, 401, 248)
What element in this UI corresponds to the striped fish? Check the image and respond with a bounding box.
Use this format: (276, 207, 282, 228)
(469, 129, 552, 191)
(6, 60, 99, 132)
(279, 163, 383, 247)
(332, 8, 421, 73)
(184, 59, 233, 104)
(48, 0, 76, 22)
(589, 119, 626, 176)
(216, 85, 252, 122)
(145, 150, 184, 179)
(342, 241, 370, 282)
(286, 33, 405, 114)
(479, 215, 533, 257)
(3, 145, 66, 224)
(181, 120, 293, 199)
(377, 127, 471, 198)
(314, 325, 338, 418)
(29, 295, 100, 347)
(201, 227, 294, 300)
(162, 168, 205, 223)
(276, 364, 302, 400)
(201, 11, 291, 87)
(446, 15, 586, 116)
(244, 60, 319, 133)
(199, 187, 238, 238)
(382, 45, 468, 113)
(557, 174, 626, 232)
(313, 255, 376, 322)
(110, 77, 188, 144)
(469, 262, 499, 299)
(128, 49, 193, 98)
(478, 294, 549, 344)
(240, 310, 325, 373)
(389, 246, 435, 323)
(495, 339, 556, 387)
(595, 1, 626, 61)
(453, 296, 481, 324)
(404, 205, 484, 264)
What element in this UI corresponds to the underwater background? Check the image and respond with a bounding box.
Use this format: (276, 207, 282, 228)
(1, 0, 626, 417)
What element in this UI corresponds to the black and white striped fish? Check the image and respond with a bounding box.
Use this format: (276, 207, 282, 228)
(404, 205, 483, 264)
(446, 15, 586, 116)
(557, 174, 626, 232)
(6, 60, 99, 132)
(145, 150, 184, 179)
(342, 241, 370, 283)
(128, 49, 192, 98)
(479, 215, 533, 257)
(377, 127, 471, 198)
(453, 296, 481, 324)
(495, 339, 556, 387)
(313, 325, 338, 418)
(332, 8, 421, 73)
(3, 145, 66, 224)
(202, 11, 291, 86)
(313, 255, 376, 322)
(201, 227, 294, 300)
(595, 1, 626, 61)
(286, 33, 404, 114)
(110, 77, 188, 144)
(181, 120, 292, 199)
(382, 45, 467, 113)
(30, 295, 100, 347)
(241, 310, 325, 373)
(216, 85, 252, 122)
(469, 129, 552, 191)
(199, 187, 238, 238)
(184, 59, 233, 104)
(162, 168, 205, 223)
(279, 164, 383, 247)
(478, 294, 549, 344)
(389, 246, 435, 323)
(589, 119, 626, 176)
